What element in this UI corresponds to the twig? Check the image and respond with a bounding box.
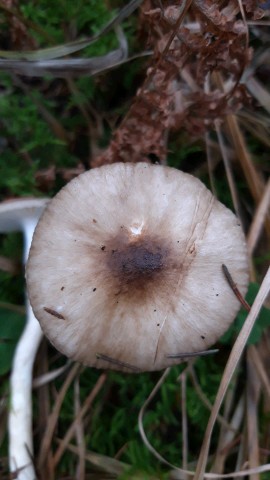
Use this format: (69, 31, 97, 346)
(222, 264, 251, 312)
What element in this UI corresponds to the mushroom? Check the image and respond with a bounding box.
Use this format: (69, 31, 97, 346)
(26, 163, 249, 372)
(0, 198, 48, 480)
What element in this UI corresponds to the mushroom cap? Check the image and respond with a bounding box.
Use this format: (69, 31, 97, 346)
(26, 163, 249, 372)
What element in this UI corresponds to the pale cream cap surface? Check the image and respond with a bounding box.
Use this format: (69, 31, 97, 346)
(26, 163, 249, 372)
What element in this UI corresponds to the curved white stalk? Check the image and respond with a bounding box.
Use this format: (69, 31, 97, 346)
(8, 218, 44, 479)
(0, 199, 48, 480)
(8, 301, 42, 480)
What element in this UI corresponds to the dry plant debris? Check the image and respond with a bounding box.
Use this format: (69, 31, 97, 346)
(93, 0, 264, 166)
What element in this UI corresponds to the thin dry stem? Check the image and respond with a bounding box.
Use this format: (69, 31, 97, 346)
(55, 439, 129, 476)
(189, 366, 236, 432)
(180, 372, 188, 479)
(211, 396, 244, 474)
(37, 362, 81, 471)
(246, 346, 261, 480)
(225, 114, 270, 235)
(248, 344, 270, 402)
(215, 121, 242, 220)
(247, 177, 270, 256)
(74, 376, 86, 480)
(53, 372, 107, 467)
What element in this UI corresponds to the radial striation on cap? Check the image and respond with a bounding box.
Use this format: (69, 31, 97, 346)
(26, 163, 249, 372)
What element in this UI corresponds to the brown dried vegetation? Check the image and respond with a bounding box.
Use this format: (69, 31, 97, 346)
(93, 0, 264, 166)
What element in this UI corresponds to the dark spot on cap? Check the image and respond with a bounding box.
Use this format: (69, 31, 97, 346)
(61, 286, 65, 291)
(93, 218, 97, 223)
(108, 241, 163, 283)
(154, 309, 157, 312)
(157, 323, 160, 326)
(100, 228, 181, 305)
(201, 335, 205, 339)
(89, 226, 186, 308)
(93, 288, 97, 292)
(216, 294, 219, 296)
(101, 246, 106, 251)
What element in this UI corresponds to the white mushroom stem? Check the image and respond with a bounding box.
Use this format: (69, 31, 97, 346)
(8, 217, 43, 480)
(9, 301, 42, 480)
(0, 200, 49, 480)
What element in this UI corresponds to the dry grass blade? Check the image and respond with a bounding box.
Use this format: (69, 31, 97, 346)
(238, 111, 270, 148)
(0, 0, 143, 60)
(205, 132, 218, 196)
(53, 372, 107, 467)
(0, 24, 131, 78)
(233, 435, 245, 480)
(33, 361, 71, 388)
(211, 377, 237, 474)
(215, 121, 242, 220)
(37, 362, 81, 471)
(211, 395, 244, 474)
(180, 372, 188, 480)
(225, 114, 270, 235)
(193, 266, 270, 480)
(138, 367, 178, 470)
(138, 365, 194, 479)
(189, 366, 236, 432)
(246, 346, 261, 480)
(247, 19, 270, 26)
(245, 76, 270, 115)
(169, 463, 270, 479)
(55, 440, 129, 476)
(0, 49, 127, 78)
(247, 177, 270, 256)
(248, 344, 270, 400)
(74, 376, 85, 480)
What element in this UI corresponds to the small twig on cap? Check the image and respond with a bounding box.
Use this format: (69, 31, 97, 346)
(43, 307, 65, 320)
(167, 349, 219, 359)
(222, 264, 251, 312)
(96, 353, 140, 372)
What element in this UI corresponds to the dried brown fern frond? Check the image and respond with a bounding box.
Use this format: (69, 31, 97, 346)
(93, 0, 264, 167)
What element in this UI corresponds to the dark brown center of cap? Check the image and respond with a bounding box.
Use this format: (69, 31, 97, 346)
(101, 228, 179, 304)
(109, 243, 164, 283)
